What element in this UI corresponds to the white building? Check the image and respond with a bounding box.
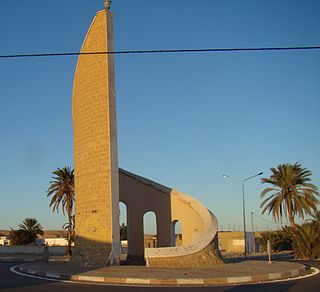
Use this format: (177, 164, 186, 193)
(0, 236, 10, 245)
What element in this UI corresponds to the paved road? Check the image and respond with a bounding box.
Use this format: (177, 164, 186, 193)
(0, 260, 319, 291)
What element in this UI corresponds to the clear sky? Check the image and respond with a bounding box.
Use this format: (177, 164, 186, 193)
(0, 0, 319, 233)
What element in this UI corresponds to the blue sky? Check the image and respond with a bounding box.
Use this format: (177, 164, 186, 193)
(0, 0, 319, 233)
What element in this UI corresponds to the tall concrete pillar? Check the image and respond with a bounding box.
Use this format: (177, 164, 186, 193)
(127, 209, 144, 261)
(72, 6, 120, 267)
(156, 214, 172, 247)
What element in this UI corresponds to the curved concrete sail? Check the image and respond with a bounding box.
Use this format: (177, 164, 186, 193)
(145, 190, 223, 267)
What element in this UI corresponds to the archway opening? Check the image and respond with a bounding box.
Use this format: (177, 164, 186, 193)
(143, 211, 157, 249)
(171, 220, 183, 246)
(119, 201, 128, 261)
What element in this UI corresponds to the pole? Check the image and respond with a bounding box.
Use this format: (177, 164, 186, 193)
(267, 240, 272, 264)
(242, 180, 247, 257)
(241, 172, 263, 258)
(251, 211, 255, 253)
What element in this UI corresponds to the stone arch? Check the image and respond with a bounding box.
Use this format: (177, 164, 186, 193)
(171, 220, 183, 247)
(143, 211, 157, 249)
(119, 201, 128, 260)
(119, 201, 127, 230)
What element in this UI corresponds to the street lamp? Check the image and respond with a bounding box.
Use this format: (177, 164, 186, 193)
(251, 211, 255, 253)
(242, 172, 263, 257)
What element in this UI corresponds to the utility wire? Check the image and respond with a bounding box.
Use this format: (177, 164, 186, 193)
(252, 212, 280, 225)
(0, 45, 320, 59)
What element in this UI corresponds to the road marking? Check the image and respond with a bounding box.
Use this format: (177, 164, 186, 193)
(10, 266, 60, 282)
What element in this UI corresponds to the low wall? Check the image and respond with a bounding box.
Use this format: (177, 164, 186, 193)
(0, 246, 66, 255)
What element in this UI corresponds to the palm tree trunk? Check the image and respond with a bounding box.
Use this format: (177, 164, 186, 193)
(288, 207, 296, 229)
(67, 214, 72, 256)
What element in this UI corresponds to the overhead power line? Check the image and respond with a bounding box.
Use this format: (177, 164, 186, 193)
(252, 212, 280, 225)
(0, 45, 320, 59)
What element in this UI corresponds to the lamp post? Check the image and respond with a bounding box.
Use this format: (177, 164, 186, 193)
(251, 211, 256, 253)
(242, 172, 263, 257)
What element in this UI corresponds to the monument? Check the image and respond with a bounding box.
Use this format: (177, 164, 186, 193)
(72, 1, 223, 267)
(72, 1, 120, 266)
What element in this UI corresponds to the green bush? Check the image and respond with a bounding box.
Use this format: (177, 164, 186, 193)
(259, 230, 292, 252)
(289, 213, 320, 259)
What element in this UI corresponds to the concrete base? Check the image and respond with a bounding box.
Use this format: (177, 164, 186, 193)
(147, 239, 224, 268)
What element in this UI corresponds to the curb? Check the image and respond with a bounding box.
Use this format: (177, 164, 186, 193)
(16, 265, 309, 286)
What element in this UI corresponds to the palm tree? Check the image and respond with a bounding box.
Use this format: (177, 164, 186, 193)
(47, 167, 74, 256)
(62, 215, 75, 250)
(289, 222, 320, 259)
(14, 218, 44, 245)
(120, 223, 127, 240)
(291, 211, 320, 259)
(260, 163, 319, 228)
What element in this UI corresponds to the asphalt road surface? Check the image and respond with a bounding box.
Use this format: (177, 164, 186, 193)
(0, 260, 319, 292)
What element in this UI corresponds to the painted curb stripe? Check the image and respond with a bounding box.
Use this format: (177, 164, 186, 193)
(126, 278, 151, 284)
(268, 272, 282, 280)
(46, 272, 61, 279)
(177, 278, 204, 285)
(227, 276, 252, 283)
(290, 269, 299, 277)
(78, 275, 105, 282)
